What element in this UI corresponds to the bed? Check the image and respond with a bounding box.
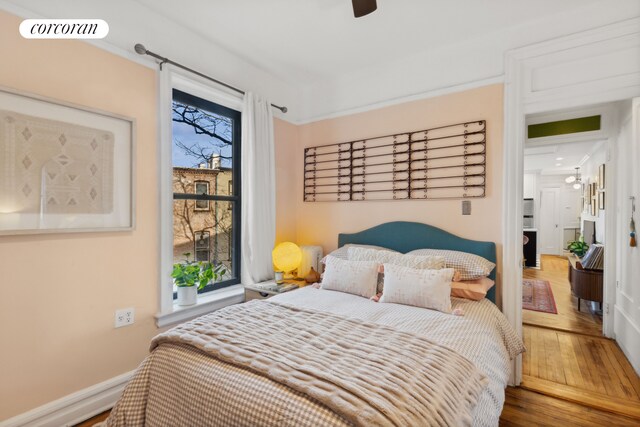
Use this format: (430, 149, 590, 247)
(106, 222, 523, 427)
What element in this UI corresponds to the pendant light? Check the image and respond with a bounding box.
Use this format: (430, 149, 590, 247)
(566, 167, 582, 189)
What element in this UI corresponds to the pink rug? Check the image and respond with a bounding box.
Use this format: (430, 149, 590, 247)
(522, 279, 558, 314)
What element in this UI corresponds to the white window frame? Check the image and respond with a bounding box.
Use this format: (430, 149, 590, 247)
(156, 66, 244, 327)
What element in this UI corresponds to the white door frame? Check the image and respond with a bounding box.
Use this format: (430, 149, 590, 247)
(502, 17, 640, 385)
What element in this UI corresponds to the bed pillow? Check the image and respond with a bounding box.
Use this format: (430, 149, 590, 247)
(348, 247, 445, 269)
(349, 247, 445, 293)
(321, 244, 397, 263)
(407, 249, 495, 280)
(379, 264, 455, 313)
(450, 277, 495, 301)
(320, 255, 379, 298)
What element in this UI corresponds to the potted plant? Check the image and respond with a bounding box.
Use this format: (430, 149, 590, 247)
(567, 236, 589, 257)
(172, 253, 226, 306)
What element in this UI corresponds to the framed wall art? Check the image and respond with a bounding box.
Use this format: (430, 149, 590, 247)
(599, 191, 605, 211)
(598, 164, 605, 189)
(0, 86, 135, 235)
(590, 183, 597, 216)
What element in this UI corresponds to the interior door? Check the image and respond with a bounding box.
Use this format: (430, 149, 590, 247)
(615, 98, 640, 374)
(539, 187, 561, 255)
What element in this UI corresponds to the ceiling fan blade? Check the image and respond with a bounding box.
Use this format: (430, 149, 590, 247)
(352, 0, 377, 18)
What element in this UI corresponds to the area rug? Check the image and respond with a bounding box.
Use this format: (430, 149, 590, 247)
(522, 279, 558, 314)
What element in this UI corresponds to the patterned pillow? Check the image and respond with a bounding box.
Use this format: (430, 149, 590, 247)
(321, 244, 397, 263)
(407, 249, 495, 281)
(379, 264, 455, 313)
(348, 247, 445, 269)
(320, 256, 379, 298)
(349, 247, 445, 293)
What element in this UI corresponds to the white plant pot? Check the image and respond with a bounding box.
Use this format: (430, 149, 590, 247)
(177, 286, 197, 306)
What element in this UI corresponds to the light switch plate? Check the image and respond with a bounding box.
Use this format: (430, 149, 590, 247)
(462, 200, 471, 215)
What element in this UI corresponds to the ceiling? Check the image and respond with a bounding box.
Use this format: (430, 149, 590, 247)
(2, 0, 639, 122)
(524, 139, 604, 175)
(135, 0, 609, 87)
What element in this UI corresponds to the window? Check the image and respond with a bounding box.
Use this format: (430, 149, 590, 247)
(194, 181, 210, 210)
(194, 231, 210, 262)
(172, 89, 241, 295)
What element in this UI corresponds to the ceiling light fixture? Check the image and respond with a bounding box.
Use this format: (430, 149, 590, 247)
(565, 167, 582, 188)
(352, 0, 377, 18)
(556, 157, 564, 161)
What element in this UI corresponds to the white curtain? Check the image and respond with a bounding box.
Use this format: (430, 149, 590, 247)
(240, 92, 276, 285)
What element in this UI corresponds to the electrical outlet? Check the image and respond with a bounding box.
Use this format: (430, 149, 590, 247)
(115, 307, 135, 328)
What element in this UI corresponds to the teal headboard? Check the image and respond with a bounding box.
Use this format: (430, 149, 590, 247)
(338, 221, 497, 303)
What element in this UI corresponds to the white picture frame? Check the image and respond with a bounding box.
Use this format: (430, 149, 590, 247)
(0, 86, 135, 235)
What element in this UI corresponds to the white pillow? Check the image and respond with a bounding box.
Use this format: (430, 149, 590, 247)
(379, 264, 455, 313)
(321, 244, 397, 264)
(348, 247, 445, 270)
(320, 255, 379, 298)
(407, 249, 495, 280)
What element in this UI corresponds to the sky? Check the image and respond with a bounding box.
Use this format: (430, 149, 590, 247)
(172, 105, 234, 169)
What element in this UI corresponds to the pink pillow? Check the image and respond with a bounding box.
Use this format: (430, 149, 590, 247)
(450, 277, 495, 301)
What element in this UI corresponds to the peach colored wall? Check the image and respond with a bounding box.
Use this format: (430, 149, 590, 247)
(295, 84, 504, 303)
(0, 10, 299, 419)
(0, 11, 159, 419)
(274, 118, 299, 244)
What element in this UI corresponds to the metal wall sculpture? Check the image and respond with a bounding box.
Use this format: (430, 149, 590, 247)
(304, 120, 487, 202)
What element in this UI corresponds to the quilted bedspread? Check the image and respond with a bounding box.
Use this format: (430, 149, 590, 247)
(106, 287, 524, 427)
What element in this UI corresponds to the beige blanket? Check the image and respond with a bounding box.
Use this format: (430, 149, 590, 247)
(139, 300, 488, 427)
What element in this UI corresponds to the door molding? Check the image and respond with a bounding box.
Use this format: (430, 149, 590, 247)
(502, 17, 640, 385)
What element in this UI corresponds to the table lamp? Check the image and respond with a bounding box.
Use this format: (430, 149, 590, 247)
(272, 242, 302, 279)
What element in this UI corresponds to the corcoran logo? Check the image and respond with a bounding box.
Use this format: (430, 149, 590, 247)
(19, 19, 109, 39)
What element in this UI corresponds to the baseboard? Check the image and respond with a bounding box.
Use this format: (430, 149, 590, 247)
(0, 371, 133, 427)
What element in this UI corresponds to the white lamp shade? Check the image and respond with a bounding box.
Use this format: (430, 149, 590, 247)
(565, 175, 576, 183)
(573, 183, 582, 190)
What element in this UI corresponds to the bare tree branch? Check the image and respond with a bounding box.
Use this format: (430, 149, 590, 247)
(172, 102, 232, 145)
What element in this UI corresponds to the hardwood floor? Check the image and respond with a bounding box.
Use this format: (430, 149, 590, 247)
(523, 255, 602, 336)
(519, 254, 640, 421)
(500, 387, 639, 426)
(74, 410, 109, 426)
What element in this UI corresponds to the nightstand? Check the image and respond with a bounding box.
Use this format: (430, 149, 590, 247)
(244, 279, 306, 301)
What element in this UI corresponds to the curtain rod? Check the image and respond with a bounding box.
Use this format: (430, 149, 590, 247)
(134, 43, 287, 113)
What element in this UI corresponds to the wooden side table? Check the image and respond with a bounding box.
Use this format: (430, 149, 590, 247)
(568, 254, 603, 310)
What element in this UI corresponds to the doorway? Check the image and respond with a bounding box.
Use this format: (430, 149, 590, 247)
(538, 187, 560, 255)
(502, 18, 640, 419)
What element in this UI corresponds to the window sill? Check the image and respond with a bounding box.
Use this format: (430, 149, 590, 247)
(155, 284, 245, 328)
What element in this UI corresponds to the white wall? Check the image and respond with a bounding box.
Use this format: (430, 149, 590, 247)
(614, 100, 640, 374)
(580, 143, 607, 243)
